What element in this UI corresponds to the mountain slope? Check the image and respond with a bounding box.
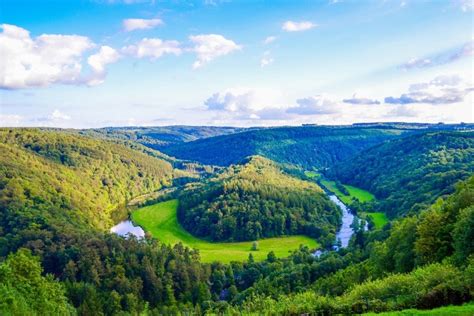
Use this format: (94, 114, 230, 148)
(80, 125, 252, 149)
(0, 128, 174, 234)
(178, 156, 341, 245)
(162, 126, 411, 168)
(331, 131, 474, 217)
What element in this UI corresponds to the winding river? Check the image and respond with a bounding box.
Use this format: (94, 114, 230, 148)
(110, 193, 363, 252)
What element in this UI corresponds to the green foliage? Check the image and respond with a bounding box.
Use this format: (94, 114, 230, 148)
(178, 156, 341, 244)
(0, 248, 74, 315)
(332, 132, 474, 217)
(163, 126, 408, 168)
(131, 199, 319, 263)
(0, 128, 173, 235)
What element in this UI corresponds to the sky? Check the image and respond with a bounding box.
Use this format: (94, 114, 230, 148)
(0, 0, 473, 128)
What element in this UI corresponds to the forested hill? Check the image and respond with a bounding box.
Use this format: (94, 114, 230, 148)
(331, 131, 474, 217)
(178, 156, 341, 245)
(80, 125, 253, 149)
(161, 126, 411, 168)
(0, 128, 173, 233)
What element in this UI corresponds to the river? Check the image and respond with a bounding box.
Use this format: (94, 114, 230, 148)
(110, 194, 363, 250)
(110, 220, 145, 238)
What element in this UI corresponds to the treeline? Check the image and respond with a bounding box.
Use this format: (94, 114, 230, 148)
(178, 156, 341, 244)
(331, 132, 474, 218)
(162, 126, 410, 169)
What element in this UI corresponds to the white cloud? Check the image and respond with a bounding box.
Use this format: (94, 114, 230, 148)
(401, 40, 473, 70)
(87, 46, 120, 86)
(287, 95, 340, 115)
(384, 74, 473, 105)
(263, 36, 277, 45)
(457, 0, 474, 12)
(282, 21, 317, 32)
(122, 38, 181, 59)
(122, 18, 163, 32)
(205, 88, 284, 112)
(0, 24, 94, 89)
(0, 114, 23, 126)
(189, 34, 241, 68)
(0, 24, 120, 89)
(343, 94, 380, 105)
(51, 109, 71, 121)
(260, 51, 274, 67)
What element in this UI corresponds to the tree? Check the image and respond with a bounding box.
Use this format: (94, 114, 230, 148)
(251, 241, 259, 251)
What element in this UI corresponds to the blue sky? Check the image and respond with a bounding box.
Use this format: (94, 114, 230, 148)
(0, 0, 473, 128)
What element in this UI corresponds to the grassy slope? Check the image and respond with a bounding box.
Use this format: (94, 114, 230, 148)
(364, 302, 474, 315)
(132, 200, 318, 263)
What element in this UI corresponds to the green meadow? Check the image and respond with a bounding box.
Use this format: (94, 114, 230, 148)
(131, 199, 319, 263)
(361, 211, 389, 229)
(364, 302, 474, 316)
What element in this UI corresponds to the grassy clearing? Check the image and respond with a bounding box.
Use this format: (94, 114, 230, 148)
(131, 199, 319, 263)
(360, 211, 389, 229)
(364, 302, 474, 315)
(319, 179, 375, 204)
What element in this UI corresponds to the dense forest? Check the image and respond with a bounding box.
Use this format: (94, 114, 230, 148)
(331, 132, 474, 217)
(162, 126, 412, 169)
(0, 127, 473, 315)
(80, 126, 252, 149)
(178, 156, 341, 244)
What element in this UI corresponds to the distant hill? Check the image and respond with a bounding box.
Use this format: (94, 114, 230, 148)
(80, 125, 254, 149)
(162, 126, 414, 169)
(331, 131, 474, 217)
(178, 156, 341, 245)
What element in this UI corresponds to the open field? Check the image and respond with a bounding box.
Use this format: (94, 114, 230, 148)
(361, 211, 389, 229)
(319, 179, 375, 204)
(132, 199, 319, 263)
(364, 302, 474, 315)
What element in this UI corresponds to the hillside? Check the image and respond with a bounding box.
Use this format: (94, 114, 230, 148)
(331, 132, 474, 217)
(161, 126, 411, 168)
(178, 156, 341, 245)
(80, 125, 253, 149)
(0, 128, 174, 233)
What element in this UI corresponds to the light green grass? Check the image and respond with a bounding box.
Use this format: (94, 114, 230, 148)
(360, 211, 389, 229)
(131, 199, 319, 263)
(304, 171, 320, 179)
(319, 179, 375, 204)
(364, 302, 474, 315)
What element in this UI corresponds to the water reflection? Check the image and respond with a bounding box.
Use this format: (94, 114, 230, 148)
(110, 220, 145, 238)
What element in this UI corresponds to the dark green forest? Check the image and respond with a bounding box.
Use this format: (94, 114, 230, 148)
(178, 156, 340, 244)
(330, 132, 474, 217)
(161, 125, 411, 169)
(0, 126, 473, 315)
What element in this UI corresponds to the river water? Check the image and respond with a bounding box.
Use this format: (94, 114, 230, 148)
(110, 220, 145, 238)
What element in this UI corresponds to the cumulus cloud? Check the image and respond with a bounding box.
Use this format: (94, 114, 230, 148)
(384, 75, 473, 105)
(87, 46, 120, 85)
(0, 24, 93, 89)
(287, 95, 339, 115)
(282, 21, 316, 32)
(0, 24, 120, 89)
(122, 38, 181, 59)
(260, 51, 274, 67)
(189, 34, 241, 69)
(401, 40, 473, 70)
(122, 18, 163, 32)
(263, 36, 277, 44)
(343, 94, 380, 105)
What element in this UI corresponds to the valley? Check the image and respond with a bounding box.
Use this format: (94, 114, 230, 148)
(1, 125, 473, 315)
